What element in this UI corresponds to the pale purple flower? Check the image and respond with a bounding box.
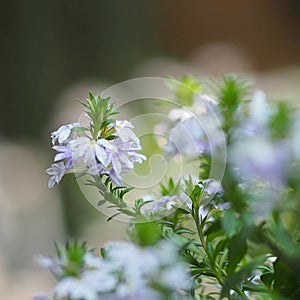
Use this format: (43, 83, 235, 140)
(149, 195, 178, 214)
(230, 90, 289, 185)
(81, 270, 118, 293)
(230, 137, 287, 184)
(249, 90, 270, 129)
(48, 116, 146, 187)
(84, 252, 107, 269)
(87, 163, 105, 176)
(109, 148, 132, 175)
(105, 240, 191, 295)
(65, 135, 145, 185)
(165, 111, 223, 157)
(113, 120, 137, 144)
(33, 294, 51, 300)
(39, 240, 190, 300)
(198, 179, 223, 198)
(114, 132, 142, 152)
(127, 151, 146, 164)
(54, 277, 99, 300)
(51, 122, 79, 145)
(142, 192, 192, 216)
(159, 264, 191, 290)
(46, 162, 66, 188)
(36, 255, 67, 278)
(70, 136, 112, 167)
(168, 95, 218, 122)
(236, 90, 272, 138)
(114, 120, 134, 130)
(108, 169, 124, 186)
(102, 139, 146, 185)
(53, 145, 74, 169)
(165, 117, 206, 156)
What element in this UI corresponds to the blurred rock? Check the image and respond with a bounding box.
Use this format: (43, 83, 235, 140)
(0, 140, 65, 297)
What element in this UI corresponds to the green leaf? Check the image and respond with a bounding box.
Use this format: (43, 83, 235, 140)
(227, 233, 247, 275)
(175, 228, 195, 235)
(273, 257, 300, 299)
(205, 220, 223, 244)
(107, 212, 122, 222)
(120, 187, 134, 198)
(222, 209, 242, 237)
(221, 255, 266, 298)
(260, 272, 274, 290)
(199, 295, 215, 300)
(212, 239, 228, 263)
(190, 185, 203, 207)
(71, 126, 89, 132)
(268, 101, 291, 140)
(176, 207, 191, 214)
(169, 75, 202, 106)
(131, 222, 162, 246)
(100, 247, 106, 258)
(88, 91, 95, 100)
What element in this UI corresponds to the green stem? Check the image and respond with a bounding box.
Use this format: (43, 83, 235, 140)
(234, 286, 249, 300)
(193, 207, 223, 284)
(192, 206, 250, 300)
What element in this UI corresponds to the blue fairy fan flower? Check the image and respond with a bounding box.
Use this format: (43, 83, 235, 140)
(46, 93, 146, 188)
(46, 162, 66, 189)
(51, 122, 80, 145)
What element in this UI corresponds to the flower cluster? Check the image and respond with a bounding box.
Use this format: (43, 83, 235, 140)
(36, 240, 191, 300)
(161, 94, 223, 157)
(142, 178, 224, 219)
(230, 90, 289, 186)
(46, 93, 146, 188)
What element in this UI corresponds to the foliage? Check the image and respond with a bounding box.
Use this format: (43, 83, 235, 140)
(38, 76, 300, 300)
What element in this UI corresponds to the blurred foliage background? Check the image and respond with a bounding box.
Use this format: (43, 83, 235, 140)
(1, 1, 300, 298)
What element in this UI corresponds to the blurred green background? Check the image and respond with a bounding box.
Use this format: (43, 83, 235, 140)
(1, 1, 300, 298)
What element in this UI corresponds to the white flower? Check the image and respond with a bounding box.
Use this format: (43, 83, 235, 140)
(142, 193, 192, 216)
(104, 240, 190, 298)
(127, 151, 147, 164)
(84, 252, 104, 269)
(81, 270, 117, 293)
(159, 264, 191, 290)
(39, 240, 191, 300)
(48, 115, 146, 187)
(249, 90, 270, 128)
(169, 95, 218, 122)
(46, 162, 66, 188)
(198, 179, 223, 201)
(169, 108, 194, 122)
(166, 117, 206, 156)
(230, 136, 287, 184)
(70, 136, 113, 167)
(54, 271, 117, 300)
(51, 122, 79, 145)
(36, 254, 67, 278)
(113, 120, 136, 142)
(54, 277, 98, 300)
